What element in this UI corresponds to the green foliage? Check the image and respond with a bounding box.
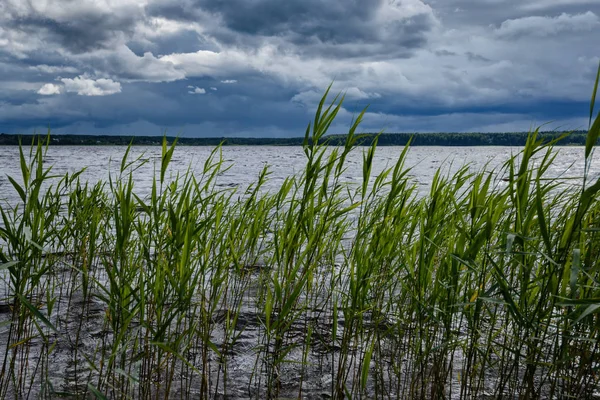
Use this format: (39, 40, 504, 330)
(0, 85, 599, 400)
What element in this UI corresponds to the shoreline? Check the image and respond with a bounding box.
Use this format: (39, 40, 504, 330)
(0, 131, 592, 147)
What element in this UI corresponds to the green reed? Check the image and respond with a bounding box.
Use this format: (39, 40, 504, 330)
(0, 66, 600, 399)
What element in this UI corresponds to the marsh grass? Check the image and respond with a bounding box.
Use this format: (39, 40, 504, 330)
(1, 74, 600, 399)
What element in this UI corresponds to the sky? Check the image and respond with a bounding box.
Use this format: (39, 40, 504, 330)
(1, 0, 599, 137)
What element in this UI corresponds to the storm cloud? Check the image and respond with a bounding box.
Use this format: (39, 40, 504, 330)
(0, 0, 599, 136)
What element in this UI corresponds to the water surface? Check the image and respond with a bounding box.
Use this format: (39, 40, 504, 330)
(1, 146, 598, 206)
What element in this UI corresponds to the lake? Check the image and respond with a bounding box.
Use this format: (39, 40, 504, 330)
(1, 145, 598, 206)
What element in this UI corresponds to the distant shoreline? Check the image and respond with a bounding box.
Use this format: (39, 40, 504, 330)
(0, 131, 592, 146)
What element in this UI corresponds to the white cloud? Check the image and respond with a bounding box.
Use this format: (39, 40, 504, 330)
(221, 79, 237, 84)
(188, 86, 206, 94)
(0, 25, 46, 58)
(496, 12, 600, 38)
(292, 87, 381, 107)
(140, 17, 200, 37)
(521, 0, 600, 12)
(210, 87, 217, 91)
(160, 50, 252, 78)
(29, 64, 79, 74)
(61, 76, 122, 96)
(37, 83, 62, 95)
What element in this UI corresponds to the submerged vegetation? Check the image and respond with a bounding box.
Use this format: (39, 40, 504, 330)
(1, 73, 600, 399)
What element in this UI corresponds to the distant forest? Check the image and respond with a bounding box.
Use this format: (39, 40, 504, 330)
(0, 131, 593, 146)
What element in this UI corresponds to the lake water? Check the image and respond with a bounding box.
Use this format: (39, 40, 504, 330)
(1, 146, 599, 206)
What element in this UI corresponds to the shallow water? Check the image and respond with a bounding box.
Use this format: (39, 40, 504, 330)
(1, 144, 600, 399)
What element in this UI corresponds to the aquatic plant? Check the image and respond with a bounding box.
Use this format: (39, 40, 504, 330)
(0, 66, 599, 399)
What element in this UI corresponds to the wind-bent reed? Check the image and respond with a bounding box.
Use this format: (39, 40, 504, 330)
(1, 70, 600, 399)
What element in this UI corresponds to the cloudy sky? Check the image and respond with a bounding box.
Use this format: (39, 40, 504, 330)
(1, 0, 599, 137)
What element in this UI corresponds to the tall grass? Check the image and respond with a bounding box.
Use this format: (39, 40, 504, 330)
(1, 70, 600, 399)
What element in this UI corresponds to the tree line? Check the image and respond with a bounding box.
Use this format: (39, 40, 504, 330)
(0, 131, 591, 146)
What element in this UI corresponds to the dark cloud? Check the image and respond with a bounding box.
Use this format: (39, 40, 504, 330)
(145, 0, 206, 23)
(0, 0, 598, 136)
(149, 0, 437, 58)
(0, 77, 309, 135)
(128, 30, 218, 58)
(200, 0, 381, 39)
(465, 52, 491, 62)
(435, 49, 457, 57)
(2, 1, 143, 54)
(8, 17, 130, 54)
